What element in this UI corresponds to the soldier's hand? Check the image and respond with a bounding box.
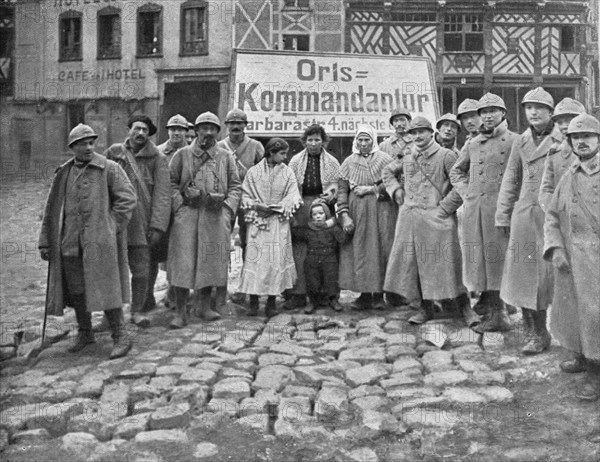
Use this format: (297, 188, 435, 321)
(148, 229, 163, 247)
(393, 190, 404, 206)
(40, 248, 50, 262)
(552, 248, 570, 272)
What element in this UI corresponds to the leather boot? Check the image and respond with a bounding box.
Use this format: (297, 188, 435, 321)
(372, 293, 387, 311)
(197, 287, 221, 321)
(472, 291, 490, 316)
(130, 277, 150, 328)
(143, 259, 159, 313)
(575, 362, 600, 401)
(522, 309, 551, 355)
(474, 294, 511, 333)
(105, 308, 131, 360)
(248, 295, 259, 316)
(350, 293, 372, 311)
(69, 297, 95, 353)
(408, 300, 434, 325)
(92, 313, 111, 333)
(214, 286, 227, 313)
(282, 294, 306, 311)
(170, 287, 189, 329)
(265, 296, 278, 318)
(456, 293, 480, 328)
(561, 353, 587, 374)
(230, 292, 246, 305)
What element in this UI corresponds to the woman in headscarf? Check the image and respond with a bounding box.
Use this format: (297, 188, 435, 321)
(238, 138, 303, 317)
(337, 124, 397, 309)
(286, 124, 341, 310)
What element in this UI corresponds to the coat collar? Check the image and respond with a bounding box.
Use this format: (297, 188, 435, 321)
(521, 124, 563, 163)
(160, 139, 187, 156)
(478, 120, 508, 142)
(124, 138, 160, 158)
(191, 139, 217, 159)
(414, 139, 440, 159)
(569, 152, 600, 175)
(58, 152, 106, 172)
(223, 135, 250, 155)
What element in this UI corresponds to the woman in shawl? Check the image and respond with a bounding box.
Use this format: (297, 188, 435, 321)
(286, 124, 341, 310)
(239, 138, 303, 317)
(338, 124, 397, 310)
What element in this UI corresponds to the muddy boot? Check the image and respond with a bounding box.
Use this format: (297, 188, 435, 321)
(305, 295, 318, 314)
(69, 299, 95, 353)
(130, 277, 150, 328)
(561, 353, 587, 374)
(456, 293, 480, 328)
(198, 287, 221, 322)
(474, 295, 511, 333)
(330, 298, 344, 312)
(248, 295, 259, 316)
(408, 300, 434, 325)
(231, 292, 246, 305)
(170, 287, 189, 329)
(350, 293, 372, 311)
(92, 313, 111, 333)
(265, 296, 278, 318)
(575, 363, 600, 401)
(522, 309, 551, 355)
(372, 293, 387, 311)
(106, 308, 131, 360)
(472, 291, 490, 316)
(214, 286, 227, 313)
(282, 294, 306, 311)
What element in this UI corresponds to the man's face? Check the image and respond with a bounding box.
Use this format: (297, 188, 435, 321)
(555, 114, 577, 136)
(438, 121, 458, 141)
(391, 115, 410, 135)
(306, 133, 323, 155)
(356, 134, 373, 154)
(571, 133, 600, 160)
(479, 107, 505, 130)
(524, 103, 552, 129)
(311, 205, 326, 223)
(186, 128, 195, 144)
(226, 121, 246, 137)
(71, 138, 96, 162)
(461, 111, 481, 134)
(411, 128, 433, 148)
(129, 121, 150, 146)
(168, 127, 186, 145)
(196, 123, 219, 149)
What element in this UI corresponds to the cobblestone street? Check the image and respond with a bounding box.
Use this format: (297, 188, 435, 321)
(1, 178, 599, 462)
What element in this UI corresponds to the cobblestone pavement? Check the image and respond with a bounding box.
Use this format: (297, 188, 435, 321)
(1, 178, 599, 462)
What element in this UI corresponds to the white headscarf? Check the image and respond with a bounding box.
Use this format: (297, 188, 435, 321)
(352, 124, 379, 156)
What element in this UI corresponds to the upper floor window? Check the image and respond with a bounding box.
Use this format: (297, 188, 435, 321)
(560, 25, 577, 52)
(284, 0, 310, 8)
(390, 12, 436, 22)
(444, 13, 483, 52)
(181, 0, 208, 56)
(283, 34, 309, 51)
(137, 3, 162, 57)
(98, 7, 121, 59)
(59, 10, 82, 61)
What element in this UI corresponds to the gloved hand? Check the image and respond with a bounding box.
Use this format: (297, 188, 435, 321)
(552, 248, 570, 272)
(147, 228, 163, 247)
(40, 248, 50, 261)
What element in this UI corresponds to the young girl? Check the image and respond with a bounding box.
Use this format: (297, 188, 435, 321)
(238, 138, 303, 317)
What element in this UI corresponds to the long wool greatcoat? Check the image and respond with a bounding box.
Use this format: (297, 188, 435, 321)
(168, 141, 241, 289)
(383, 139, 465, 300)
(495, 124, 562, 310)
(450, 120, 518, 292)
(38, 153, 136, 314)
(538, 139, 575, 213)
(543, 154, 600, 361)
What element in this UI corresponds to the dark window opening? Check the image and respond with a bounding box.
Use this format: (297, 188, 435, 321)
(284, 0, 310, 8)
(283, 34, 309, 51)
(98, 8, 120, 59)
(444, 13, 483, 52)
(59, 11, 82, 61)
(137, 4, 162, 57)
(181, 1, 208, 55)
(390, 12, 436, 22)
(560, 25, 576, 52)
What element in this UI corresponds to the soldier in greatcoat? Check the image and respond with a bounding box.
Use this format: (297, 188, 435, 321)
(496, 87, 561, 355)
(456, 98, 481, 145)
(105, 115, 171, 328)
(538, 98, 586, 213)
(216, 108, 264, 308)
(383, 117, 477, 327)
(379, 107, 413, 159)
(39, 124, 136, 359)
(435, 113, 461, 154)
(543, 114, 600, 401)
(451, 93, 518, 331)
(168, 112, 241, 328)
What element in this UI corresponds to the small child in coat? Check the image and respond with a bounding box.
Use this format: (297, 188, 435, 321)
(292, 200, 351, 313)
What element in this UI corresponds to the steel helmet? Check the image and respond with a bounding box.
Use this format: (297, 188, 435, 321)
(436, 113, 461, 132)
(389, 107, 412, 125)
(567, 114, 600, 137)
(194, 112, 221, 132)
(225, 108, 248, 124)
(68, 123, 98, 147)
(521, 87, 554, 110)
(166, 114, 189, 129)
(552, 98, 586, 120)
(456, 99, 479, 119)
(407, 116, 433, 133)
(477, 93, 507, 112)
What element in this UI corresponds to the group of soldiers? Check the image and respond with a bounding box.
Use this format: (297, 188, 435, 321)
(38, 86, 598, 402)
